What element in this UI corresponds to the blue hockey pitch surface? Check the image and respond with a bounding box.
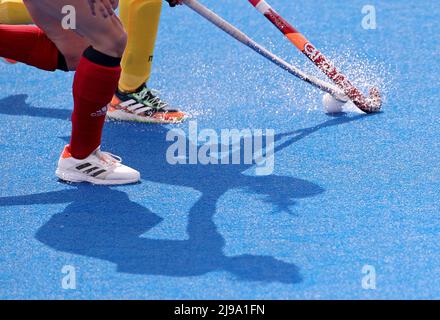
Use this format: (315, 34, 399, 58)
(1, 0, 439, 299)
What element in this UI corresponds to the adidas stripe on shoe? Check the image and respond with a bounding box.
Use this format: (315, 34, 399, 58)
(107, 85, 186, 124)
(56, 145, 140, 185)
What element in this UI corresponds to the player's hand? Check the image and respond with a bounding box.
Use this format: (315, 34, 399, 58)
(166, 0, 184, 7)
(88, 0, 119, 18)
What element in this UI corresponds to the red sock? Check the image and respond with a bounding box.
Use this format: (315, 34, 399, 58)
(0, 25, 63, 71)
(70, 47, 122, 159)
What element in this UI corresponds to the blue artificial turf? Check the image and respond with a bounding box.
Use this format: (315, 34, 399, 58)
(0, 0, 439, 299)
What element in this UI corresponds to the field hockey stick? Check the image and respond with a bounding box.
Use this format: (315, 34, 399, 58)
(248, 0, 382, 113)
(182, 0, 349, 102)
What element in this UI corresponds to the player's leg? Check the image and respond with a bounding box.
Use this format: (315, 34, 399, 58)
(0, 23, 72, 71)
(108, 0, 186, 124)
(20, 0, 139, 184)
(0, 1, 40, 64)
(0, 1, 88, 71)
(0, 0, 32, 24)
(1, 0, 185, 123)
(0, 0, 86, 71)
(119, 0, 161, 92)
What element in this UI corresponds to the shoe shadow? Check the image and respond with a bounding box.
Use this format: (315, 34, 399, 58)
(0, 94, 374, 284)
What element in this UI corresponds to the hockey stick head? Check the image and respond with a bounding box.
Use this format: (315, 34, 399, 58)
(364, 87, 382, 113)
(351, 87, 382, 114)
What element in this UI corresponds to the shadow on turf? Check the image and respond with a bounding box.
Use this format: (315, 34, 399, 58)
(0, 94, 70, 120)
(0, 94, 373, 284)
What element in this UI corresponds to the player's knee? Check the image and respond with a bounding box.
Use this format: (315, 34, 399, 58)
(92, 29, 127, 58)
(113, 31, 128, 57)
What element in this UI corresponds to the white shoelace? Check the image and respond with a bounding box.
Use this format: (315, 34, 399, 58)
(96, 150, 122, 169)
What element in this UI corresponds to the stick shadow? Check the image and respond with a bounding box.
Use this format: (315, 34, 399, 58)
(0, 94, 374, 284)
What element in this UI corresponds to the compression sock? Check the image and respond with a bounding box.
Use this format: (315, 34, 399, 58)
(69, 47, 122, 159)
(0, 25, 67, 71)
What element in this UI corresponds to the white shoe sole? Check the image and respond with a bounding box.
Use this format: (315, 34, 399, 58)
(56, 169, 140, 186)
(106, 109, 185, 124)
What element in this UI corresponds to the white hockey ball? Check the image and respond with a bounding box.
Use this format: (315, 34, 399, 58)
(322, 93, 345, 113)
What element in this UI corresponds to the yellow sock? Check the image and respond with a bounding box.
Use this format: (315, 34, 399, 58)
(119, 0, 163, 93)
(0, 0, 32, 24)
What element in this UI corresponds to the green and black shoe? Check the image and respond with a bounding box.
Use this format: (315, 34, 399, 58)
(108, 84, 186, 123)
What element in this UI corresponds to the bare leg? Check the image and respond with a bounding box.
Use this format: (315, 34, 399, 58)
(18, 3, 87, 70)
(20, 0, 128, 160)
(23, 0, 126, 60)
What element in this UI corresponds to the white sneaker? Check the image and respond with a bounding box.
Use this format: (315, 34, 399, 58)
(55, 145, 140, 185)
